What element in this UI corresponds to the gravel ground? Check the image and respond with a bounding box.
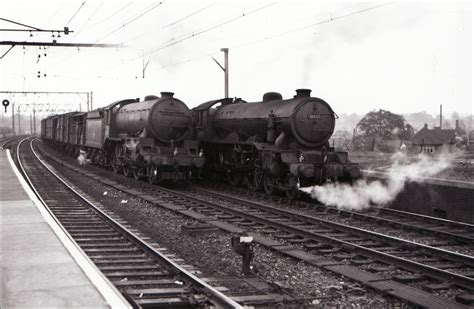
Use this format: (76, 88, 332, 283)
(38, 143, 410, 308)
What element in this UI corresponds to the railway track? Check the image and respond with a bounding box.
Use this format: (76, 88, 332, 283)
(37, 141, 474, 308)
(207, 184, 474, 248)
(188, 186, 474, 285)
(14, 138, 246, 308)
(0, 135, 26, 150)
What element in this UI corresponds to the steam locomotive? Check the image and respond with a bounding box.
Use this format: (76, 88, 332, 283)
(193, 89, 360, 199)
(41, 88, 360, 198)
(41, 92, 204, 183)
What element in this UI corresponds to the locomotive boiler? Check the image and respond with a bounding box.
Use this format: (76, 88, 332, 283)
(114, 92, 191, 143)
(110, 92, 204, 183)
(193, 89, 360, 199)
(41, 92, 204, 184)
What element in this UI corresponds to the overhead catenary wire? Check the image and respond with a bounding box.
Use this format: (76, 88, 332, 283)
(48, 2, 393, 79)
(92, 2, 133, 25)
(97, 1, 165, 42)
(45, 2, 135, 70)
(66, 0, 87, 26)
(162, 3, 216, 28)
(134, 2, 277, 60)
(135, 2, 395, 72)
(230, 2, 395, 50)
(95, 2, 157, 38)
(74, 1, 104, 37)
(123, 2, 217, 45)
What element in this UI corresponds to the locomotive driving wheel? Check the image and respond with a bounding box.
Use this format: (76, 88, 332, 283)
(263, 174, 274, 195)
(133, 167, 144, 180)
(112, 144, 124, 174)
(284, 176, 301, 200)
(226, 170, 241, 186)
(123, 166, 131, 177)
(111, 161, 120, 174)
(245, 166, 263, 191)
(148, 164, 158, 184)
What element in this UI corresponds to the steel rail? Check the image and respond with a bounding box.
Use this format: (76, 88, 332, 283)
(199, 188, 474, 263)
(35, 142, 474, 291)
(26, 139, 243, 309)
(36, 142, 474, 307)
(14, 138, 131, 308)
(378, 207, 474, 229)
(228, 185, 474, 243)
(169, 187, 474, 290)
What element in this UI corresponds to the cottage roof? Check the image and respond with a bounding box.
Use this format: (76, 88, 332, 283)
(411, 125, 456, 145)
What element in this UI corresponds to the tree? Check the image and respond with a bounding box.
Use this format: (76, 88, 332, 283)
(0, 126, 13, 137)
(399, 123, 414, 141)
(353, 109, 413, 152)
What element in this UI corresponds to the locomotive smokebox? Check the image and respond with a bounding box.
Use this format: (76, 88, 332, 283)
(294, 89, 311, 98)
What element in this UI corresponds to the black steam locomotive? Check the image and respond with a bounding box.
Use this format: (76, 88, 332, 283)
(41, 88, 360, 197)
(193, 89, 360, 198)
(41, 92, 204, 183)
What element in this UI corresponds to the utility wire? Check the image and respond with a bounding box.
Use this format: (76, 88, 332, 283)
(50, 2, 393, 78)
(160, 2, 276, 46)
(100, 2, 277, 73)
(91, 2, 133, 26)
(136, 2, 277, 59)
(66, 0, 87, 26)
(140, 2, 395, 71)
(162, 3, 215, 28)
(97, 1, 165, 42)
(75, 1, 104, 36)
(47, 5, 64, 26)
(230, 2, 395, 50)
(122, 3, 215, 45)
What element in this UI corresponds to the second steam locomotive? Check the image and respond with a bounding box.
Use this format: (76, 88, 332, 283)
(41, 92, 204, 184)
(41, 88, 360, 198)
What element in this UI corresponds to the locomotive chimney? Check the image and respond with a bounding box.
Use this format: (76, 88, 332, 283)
(161, 91, 174, 98)
(294, 89, 311, 98)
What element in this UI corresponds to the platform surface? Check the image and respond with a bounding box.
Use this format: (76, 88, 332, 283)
(0, 150, 111, 308)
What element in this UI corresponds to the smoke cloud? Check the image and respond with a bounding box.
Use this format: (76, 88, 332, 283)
(301, 151, 457, 210)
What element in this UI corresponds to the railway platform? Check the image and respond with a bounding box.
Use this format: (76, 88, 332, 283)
(0, 149, 130, 308)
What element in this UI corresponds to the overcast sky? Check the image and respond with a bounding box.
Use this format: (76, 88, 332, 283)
(0, 1, 472, 118)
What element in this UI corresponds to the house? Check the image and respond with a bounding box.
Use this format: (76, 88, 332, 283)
(410, 123, 457, 153)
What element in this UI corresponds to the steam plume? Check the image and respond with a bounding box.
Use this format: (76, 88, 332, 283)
(301, 151, 457, 210)
(77, 149, 90, 165)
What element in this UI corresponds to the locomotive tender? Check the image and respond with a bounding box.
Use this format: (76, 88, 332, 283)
(193, 89, 361, 198)
(41, 92, 204, 183)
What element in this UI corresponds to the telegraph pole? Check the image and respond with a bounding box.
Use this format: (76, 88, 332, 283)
(33, 108, 36, 135)
(11, 102, 15, 135)
(221, 48, 229, 98)
(212, 48, 229, 98)
(17, 105, 21, 134)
